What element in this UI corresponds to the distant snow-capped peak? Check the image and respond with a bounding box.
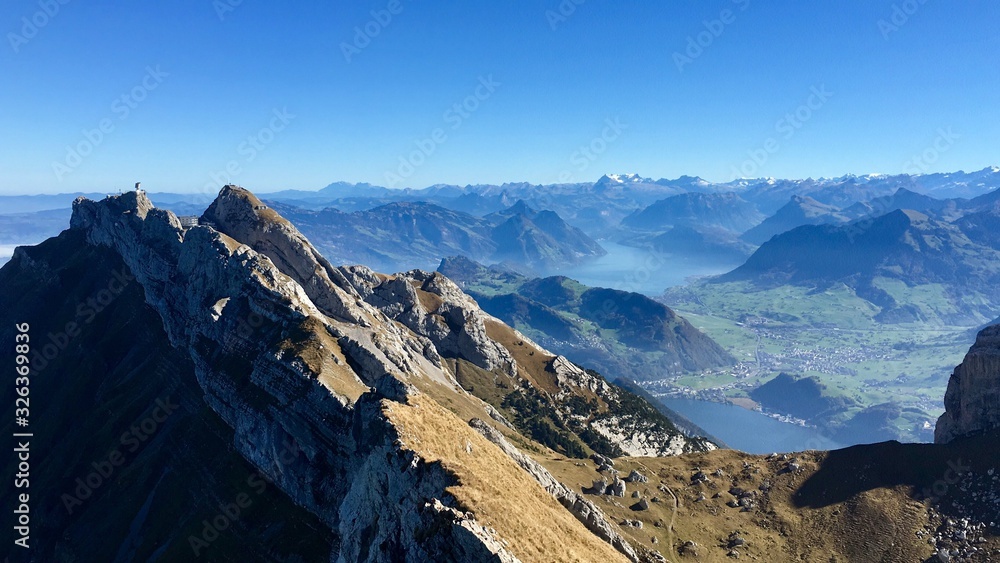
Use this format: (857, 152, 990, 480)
(599, 173, 648, 184)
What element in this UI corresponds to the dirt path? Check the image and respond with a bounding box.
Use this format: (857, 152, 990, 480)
(637, 459, 679, 562)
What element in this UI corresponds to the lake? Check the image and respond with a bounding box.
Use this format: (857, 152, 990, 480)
(658, 397, 845, 454)
(551, 241, 741, 296)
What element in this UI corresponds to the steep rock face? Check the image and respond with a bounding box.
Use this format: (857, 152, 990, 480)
(72, 190, 372, 529)
(546, 356, 715, 456)
(338, 386, 522, 563)
(935, 325, 1000, 443)
(338, 266, 516, 376)
(0, 232, 336, 561)
(58, 187, 642, 561)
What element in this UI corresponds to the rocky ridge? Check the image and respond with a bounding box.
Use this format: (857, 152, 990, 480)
(59, 186, 707, 561)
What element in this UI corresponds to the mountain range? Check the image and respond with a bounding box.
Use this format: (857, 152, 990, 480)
(264, 199, 605, 274)
(722, 205, 1000, 323)
(2, 185, 999, 561)
(622, 192, 765, 234)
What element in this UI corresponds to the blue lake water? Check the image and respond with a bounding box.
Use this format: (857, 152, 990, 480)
(657, 397, 845, 454)
(552, 241, 741, 296)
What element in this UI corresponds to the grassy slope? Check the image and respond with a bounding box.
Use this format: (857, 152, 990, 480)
(537, 428, 1000, 562)
(386, 395, 630, 563)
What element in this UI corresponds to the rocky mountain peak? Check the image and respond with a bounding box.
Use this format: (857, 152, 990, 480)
(31, 185, 717, 561)
(935, 324, 1000, 443)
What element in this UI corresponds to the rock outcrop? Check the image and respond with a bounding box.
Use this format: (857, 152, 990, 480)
(935, 325, 1000, 443)
(338, 266, 517, 376)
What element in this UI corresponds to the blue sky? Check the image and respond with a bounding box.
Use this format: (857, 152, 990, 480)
(1, 0, 998, 194)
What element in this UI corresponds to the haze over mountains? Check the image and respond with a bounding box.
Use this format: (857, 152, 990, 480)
(0, 187, 713, 561)
(265, 199, 606, 273)
(4, 166, 1000, 270)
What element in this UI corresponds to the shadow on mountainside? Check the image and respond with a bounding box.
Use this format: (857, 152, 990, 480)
(794, 429, 1000, 536)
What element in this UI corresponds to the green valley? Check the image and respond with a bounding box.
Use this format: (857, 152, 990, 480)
(660, 279, 988, 443)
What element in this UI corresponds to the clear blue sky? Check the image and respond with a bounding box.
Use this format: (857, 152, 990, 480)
(1, 0, 998, 194)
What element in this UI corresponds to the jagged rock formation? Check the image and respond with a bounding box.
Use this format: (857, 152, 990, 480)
(935, 325, 1000, 443)
(337, 266, 517, 376)
(3, 185, 709, 562)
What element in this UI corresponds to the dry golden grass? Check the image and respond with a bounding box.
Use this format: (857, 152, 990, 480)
(538, 449, 965, 562)
(385, 395, 629, 563)
(411, 374, 497, 434)
(232, 187, 293, 228)
(727, 397, 758, 410)
(484, 319, 560, 394)
(216, 231, 244, 252)
(280, 317, 369, 402)
(413, 285, 444, 314)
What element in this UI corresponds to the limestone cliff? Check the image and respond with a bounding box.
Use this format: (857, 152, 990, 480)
(935, 324, 1000, 443)
(12, 185, 711, 561)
